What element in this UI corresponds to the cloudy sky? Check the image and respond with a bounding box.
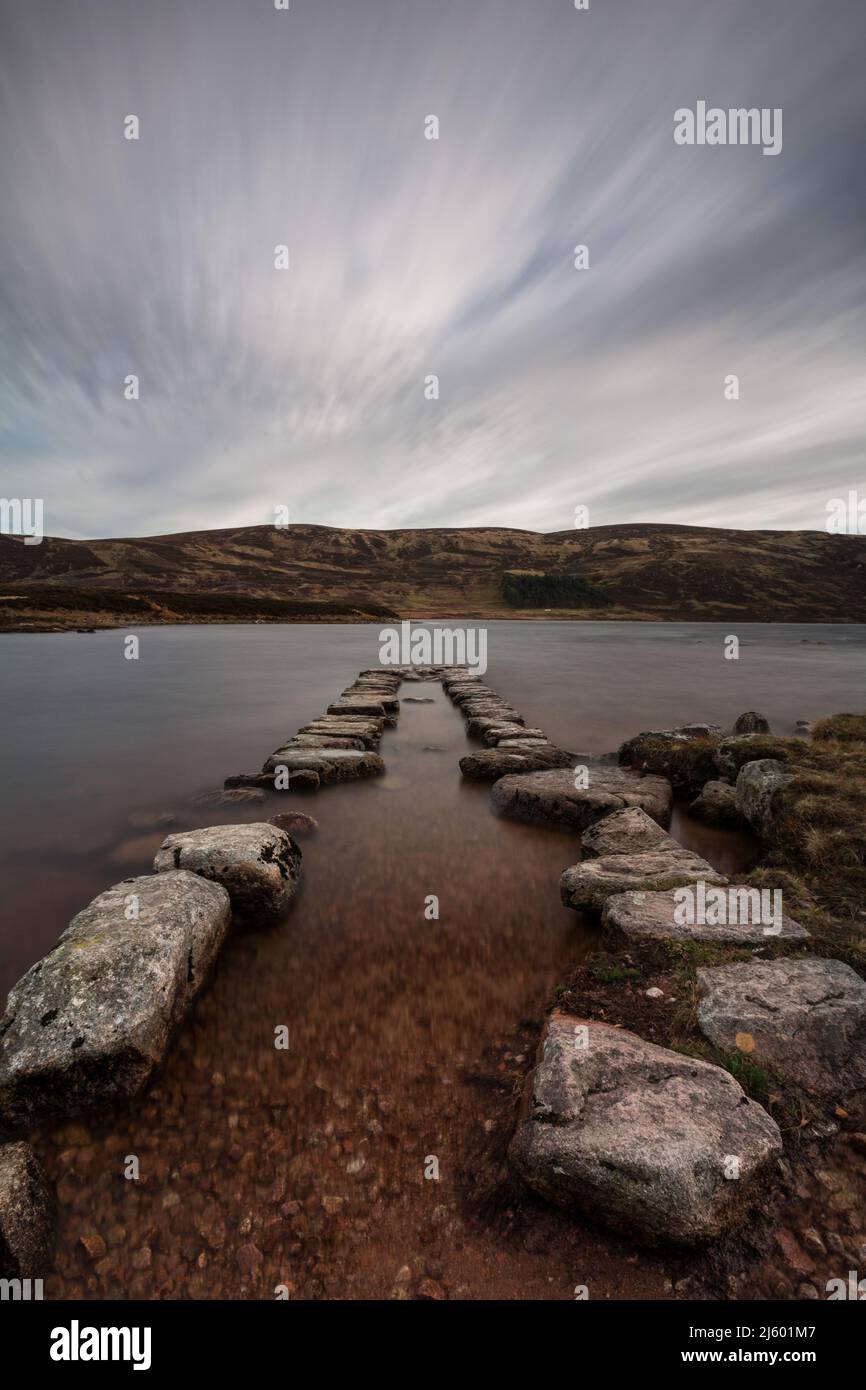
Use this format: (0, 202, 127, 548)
(0, 0, 863, 539)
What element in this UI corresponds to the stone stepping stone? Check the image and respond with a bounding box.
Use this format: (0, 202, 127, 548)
(459, 745, 573, 781)
(0, 1141, 54, 1278)
(697, 958, 866, 1097)
(509, 1012, 782, 1246)
(155, 823, 302, 924)
(0, 872, 231, 1133)
(225, 769, 320, 791)
(561, 848, 726, 914)
(466, 714, 526, 739)
(262, 748, 385, 782)
(603, 887, 810, 945)
(483, 725, 545, 745)
(581, 806, 677, 857)
(491, 767, 672, 830)
(298, 720, 382, 748)
(285, 734, 366, 750)
(327, 700, 388, 719)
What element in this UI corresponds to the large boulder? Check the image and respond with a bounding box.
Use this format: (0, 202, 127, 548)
(561, 849, 726, 914)
(509, 1013, 782, 1246)
(716, 735, 803, 782)
(154, 823, 301, 923)
(734, 711, 771, 735)
(459, 746, 573, 781)
(689, 779, 747, 829)
(697, 959, 866, 1097)
(0, 872, 231, 1133)
(491, 767, 672, 831)
(603, 887, 810, 946)
(0, 1142, 54, 1278)
(735, 759, 795, 839)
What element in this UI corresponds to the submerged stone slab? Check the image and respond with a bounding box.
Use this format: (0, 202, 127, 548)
(509, 1013, 782, 1246)
(0, 872, 231, 1133)
(581, 806, 677, 858)
(490, 767, 672, 830)
(0, 1141, 54, 1278)
(603, 888, 810, 945)
(697, 958, 866, 1097)
(561, 849, 726, 914)
(155, 823, 302, 924)
(460, 746, 573, 781)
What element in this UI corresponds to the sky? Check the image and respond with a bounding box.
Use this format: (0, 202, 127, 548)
(0, 0, 864, 540)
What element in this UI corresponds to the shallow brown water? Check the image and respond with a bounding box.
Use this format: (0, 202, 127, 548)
(34, 680, 755, 1301)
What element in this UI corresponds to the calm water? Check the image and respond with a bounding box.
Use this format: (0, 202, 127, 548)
(1, 619, 863, 986)
(0, 620, 863, 1298)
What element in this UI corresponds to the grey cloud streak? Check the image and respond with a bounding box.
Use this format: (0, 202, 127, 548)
(0, 0, 863, 539)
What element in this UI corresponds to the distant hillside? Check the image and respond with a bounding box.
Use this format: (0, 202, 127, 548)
(1, 521, 865, 629)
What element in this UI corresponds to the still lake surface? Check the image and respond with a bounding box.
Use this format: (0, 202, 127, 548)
(0, 620, 863, 1297)
(1, 619, 863, 987)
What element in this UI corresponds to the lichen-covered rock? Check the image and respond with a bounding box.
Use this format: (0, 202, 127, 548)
(154, 824, 301, 923)
(0, 1141, 54, 1278)
(491, 767, 672, 830)
(603, 887, 809, 945)
(459, 745, 573, 781)
(697, 958, 866, 1097)
(0, 872, 231, 1133)
(509, 1013, 782, 1246)
(734, 759, 795, 839)
(561, 849, 726, 914)
(734, 711, 771, 735)
(689, 779, 746, 828)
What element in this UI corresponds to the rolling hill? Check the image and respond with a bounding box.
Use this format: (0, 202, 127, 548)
(1, 522, 864, 629)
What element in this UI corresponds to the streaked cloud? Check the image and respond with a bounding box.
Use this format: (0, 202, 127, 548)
(0, 0, 863, 538)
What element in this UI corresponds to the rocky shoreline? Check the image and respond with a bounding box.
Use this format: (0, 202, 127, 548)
(1, 667, 864, 1298)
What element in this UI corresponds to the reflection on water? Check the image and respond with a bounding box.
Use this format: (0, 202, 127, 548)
(1, 621, 863, 1297)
